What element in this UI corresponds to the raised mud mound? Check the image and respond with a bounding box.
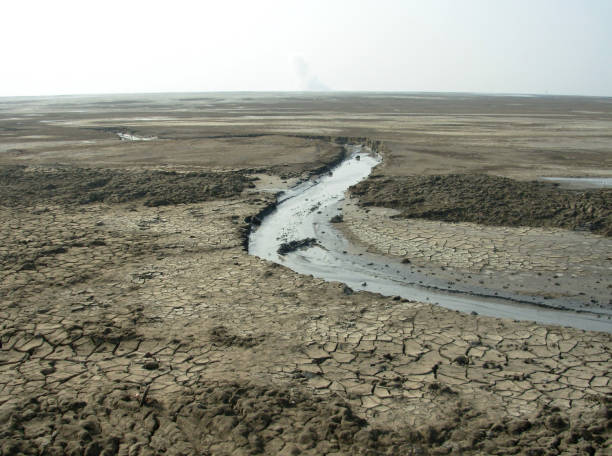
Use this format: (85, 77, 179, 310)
(351, 174, 612, 236)
(0, 166, 253, 207)
(1, 382, 609, 455)
(277, 238, 318, 255)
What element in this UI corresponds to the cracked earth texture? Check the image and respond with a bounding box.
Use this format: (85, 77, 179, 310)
(1, 94, 611, 455)
(340, 202, 612, 314)
(1, 189, 611, 454)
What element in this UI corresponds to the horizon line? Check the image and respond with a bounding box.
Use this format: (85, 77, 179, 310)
(2, 89, 612, 101)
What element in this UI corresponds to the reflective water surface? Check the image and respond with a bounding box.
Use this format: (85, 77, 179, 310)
(249, 146, 612, 333)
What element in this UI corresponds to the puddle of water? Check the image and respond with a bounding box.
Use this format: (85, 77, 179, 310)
(249, 146, 611, 333)
(117, 133, 157, 141)
(540, 177, 612, 189)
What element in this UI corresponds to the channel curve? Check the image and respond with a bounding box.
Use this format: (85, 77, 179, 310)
(248, 145, 612, 333)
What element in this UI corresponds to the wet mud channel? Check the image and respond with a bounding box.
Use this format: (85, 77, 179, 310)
(249, 145, 612, 333)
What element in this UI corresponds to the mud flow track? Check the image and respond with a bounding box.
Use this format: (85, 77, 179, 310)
(249, 145, 612, 333)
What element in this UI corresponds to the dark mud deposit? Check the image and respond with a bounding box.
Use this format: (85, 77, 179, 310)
(0, 166, 253, 207)
(277, 238, 318, 255)
(350, 174, 612, 236)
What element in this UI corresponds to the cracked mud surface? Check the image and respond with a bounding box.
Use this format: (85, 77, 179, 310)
(1, 94, 611, 454)
(340, 202, 612, 315)
(2, 191, 610, 455)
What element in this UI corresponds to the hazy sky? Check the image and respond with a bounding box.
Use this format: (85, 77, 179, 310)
(2, 0, 611, 97)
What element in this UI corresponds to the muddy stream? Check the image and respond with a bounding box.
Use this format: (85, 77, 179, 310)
(249, 146, 612, 333)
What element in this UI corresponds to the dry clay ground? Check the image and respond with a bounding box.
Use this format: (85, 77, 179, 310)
(0, 94, 611, 455)
(343, 174, 612, 315)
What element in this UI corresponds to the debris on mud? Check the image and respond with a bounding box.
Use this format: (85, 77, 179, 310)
(277, 238, 318, 255)
(343, 285, 354, 295)
(350, 174, 612, 236)
(209, 325, 262, 348)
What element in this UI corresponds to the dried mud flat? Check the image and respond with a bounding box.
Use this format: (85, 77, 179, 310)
(344, 173, 612, 315)
(1, 94, 611, 455)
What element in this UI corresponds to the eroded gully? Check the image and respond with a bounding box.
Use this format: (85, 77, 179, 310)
(248, 145, 612, 333)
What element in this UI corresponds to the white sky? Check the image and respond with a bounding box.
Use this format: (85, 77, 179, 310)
(2, 0, 611, 97)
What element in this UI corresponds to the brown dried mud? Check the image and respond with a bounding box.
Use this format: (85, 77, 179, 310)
(2, 162, 609, 455)
(2, 381, 610, 455)
(1, 94, 611, 455)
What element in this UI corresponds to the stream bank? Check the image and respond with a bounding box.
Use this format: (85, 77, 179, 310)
(247, 144, 612, 333)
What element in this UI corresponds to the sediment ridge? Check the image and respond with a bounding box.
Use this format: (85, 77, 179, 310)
(350, 173, 612, 236)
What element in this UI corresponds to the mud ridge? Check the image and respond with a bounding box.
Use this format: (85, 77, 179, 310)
(241, 196, 280, 252)
(0, 166, 255, 208)
(350, 174, 612, 236)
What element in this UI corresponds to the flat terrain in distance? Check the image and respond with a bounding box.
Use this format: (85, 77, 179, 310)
(0, 93, 610, 455)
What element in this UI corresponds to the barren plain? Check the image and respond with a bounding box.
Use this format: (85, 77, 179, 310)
(1, 93, 611, 455)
